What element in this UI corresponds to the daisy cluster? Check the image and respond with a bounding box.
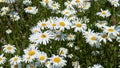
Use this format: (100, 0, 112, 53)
(0, 0, 120, 68)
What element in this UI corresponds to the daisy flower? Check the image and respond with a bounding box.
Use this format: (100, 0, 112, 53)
(85, 32, 100, 46)
(67, 33, 76, 41)
(82, 2, 91, 10)
(67, 42, 74, 47)
(24, 47, 38, 59)
(96, 9, 111, 18)
(40, 0, 53, 7)
(23, 0, 32, 5)
(47, 17, 59, 30)
(56, 17, 71, 31)
(4, 0, 16, 3)
(108, 0, 120, 7)
(61, 9, 76, 16)
(50, 55, 67, 67)
(59, 47, 68, 57)
(64, 1, 74, 9)
(3, 44, 16, 54)
(0, 6, 9, 16)
(9, 12, 20, 21)
(103, 26, 119, 37)
(49, 2, 60, 10)
(72, 61, 81, 68)
(88, 64, 104, 68)
(95, 20, 108, 29)
(45, 60, 53, 68)
(71, 0, 84, 6)
(99, 32, 112, 43)
(72, 18, 87, 32)
(22, 54, 34, 63)
(0, 54, 6, 65)
(9, 55, 22, 65)
(31, 26, 41, 33)
(37, 20, 48, 30)
(6, 29, 12, 34)
(24, 6, 38, 14)
(36, 51, 48, 63)
(54, 31, 67, 41)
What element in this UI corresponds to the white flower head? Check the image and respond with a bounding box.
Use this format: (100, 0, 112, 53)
(10, 55, 22, 65)
(25, 6, 38, 14)
(0, 54, 6, 65)
(3, 44, 16, 54)
(96, 9, 111, 18)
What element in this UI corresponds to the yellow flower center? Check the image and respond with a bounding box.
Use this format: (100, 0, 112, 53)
(59, 22, 65, 26)
(61, 51, 64, 54)
(7, 46, 12, 50)
(41, 23, 46, 27)
(108, 28, 114, 32)
(0, 57, 2, 61)
(53, 57, 61, 63)
(68, 35, 73, 38)
(52, 23, 56, 27)
(53, 4, 57, 7)
(76, 23, 82, 27)
(102, 34, 108, 39)
(91, 36, 96, 40)
(34, 30, 38, 32)
(76, 0, 80, 2)
(39, 55, 45, 61)
(28, 50, 35, 56)
(45, 0, 49, 3)
(65, 11, 69, 14)
(14, 57, 18, 61)
(68, 1, 71, 4)
(102, 11, 107, 14)
(41, 34, 46, 38)
(27, 7, 32, 10)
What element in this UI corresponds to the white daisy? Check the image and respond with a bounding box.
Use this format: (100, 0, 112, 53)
(108, 0, 120, 7)
(40, 0, 53, 6)
(96, 20, 108, 29)
(36, 51, 48, 63)
(31, 26, 41, 33)
(47, 17, 59, 30)
(99, 32, 112, 43)
(72, 61, 81, 68)
(24, 6, 38, 14)
(59, 47, 68, 57)
(85, 32, 100, 46)
(49, 2, 60, 10)
(37, 20, 48, 30)
(23, 0, 32, 5)
(6, 29, 12, 34)
(88, 64, 104, 68)
(0, 54, 6, 65)
(22, 54, 34, 63)
(50, 55, 67, 67)
(67, 33, 76, 41)
(24, 47, 38, 59)
(96, 9, 111, 18)
(3, 44, 16, 54)
(103, 26, 119, 37)
(9, 55, 22, 65)
(72, 18, 87, 32)
(9, 12, 20, 21)
(56, 17, 71, 31)
(82, 2, 91, 10)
